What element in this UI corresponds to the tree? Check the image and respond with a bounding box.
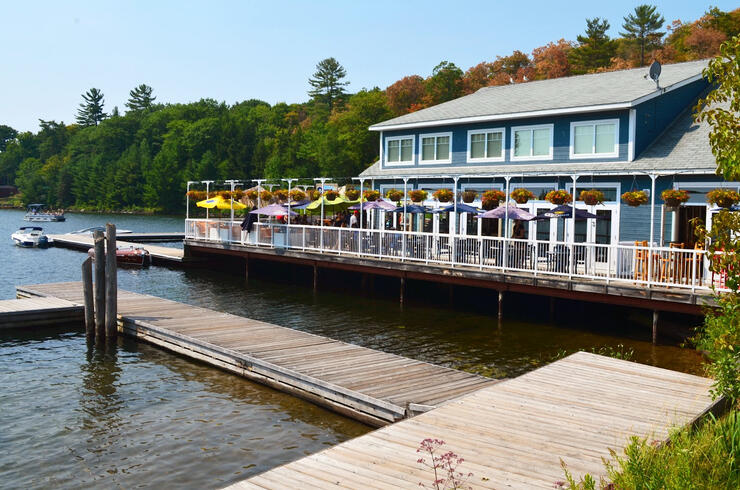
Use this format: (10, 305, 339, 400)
(386, 75, 426, 114)
(461, 62, 496, 94)
(308, 57, 349, 112)
(570, 18, 617, 73)
(126, 84, 156, 112)
(696, 35, 740, 181)
(532, 39, 573, 79)
(76, 87, 107, 126)
(621, 4, 665, 66)
(0, 124, 17, 152)
(424, 61, 463, 106)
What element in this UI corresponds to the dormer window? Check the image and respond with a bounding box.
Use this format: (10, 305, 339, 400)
(468, 129, 504, 162)
(385, 136, 414, 165)
(570, 120, 619, 158)
(511, 124, 553, 161)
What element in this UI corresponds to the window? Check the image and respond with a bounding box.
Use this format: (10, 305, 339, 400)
(570, 120, 619, 158)
(385, 136, 414, 166)
(511, 124, 553, 161)
(468, 129, 504, 162)
(419, 132, 451, 164)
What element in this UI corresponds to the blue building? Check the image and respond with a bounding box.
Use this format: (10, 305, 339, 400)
(361, 59, 724, 250)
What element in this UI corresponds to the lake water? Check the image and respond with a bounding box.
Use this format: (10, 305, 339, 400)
(0, 209, 707, 488)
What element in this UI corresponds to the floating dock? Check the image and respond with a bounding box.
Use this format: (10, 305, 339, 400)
(229, 351, 723, 489)
(0, 296, 83, 328)
(17, 282, 498, 426)
(48, 234, 185, 264)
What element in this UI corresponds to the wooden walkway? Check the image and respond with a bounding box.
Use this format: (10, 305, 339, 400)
(229, 351, 721, 489)
(0, 296, 83, 328)
(17, 282, 498, 426)
(48, 234, 185, 263)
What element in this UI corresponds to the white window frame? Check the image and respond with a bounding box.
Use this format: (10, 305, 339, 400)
(510, 124, 554, 161)
(418, 131, 452, 165)
(384, 135, 415, 167)
(569, 119, 620, 159)
(467, 128, 505, 163)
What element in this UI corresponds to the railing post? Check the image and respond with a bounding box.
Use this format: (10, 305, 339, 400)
(647, 174, 657, 287)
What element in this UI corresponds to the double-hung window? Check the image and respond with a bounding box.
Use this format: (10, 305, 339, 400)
(419, 132, 452, 164)
(468, 129, 504, 162)
(385, 136, 414, 165)
(570, 120, 619, 158)
(511, 124, 553, 161)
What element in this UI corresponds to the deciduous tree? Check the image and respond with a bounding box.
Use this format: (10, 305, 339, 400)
(424, 61, 463, 106)
(0, 125, 17, 152)
(532, 39, 573, 79)
(621, 4, 665, 66)
(308, 57, 349, 112)
(386, 75, 426, 114)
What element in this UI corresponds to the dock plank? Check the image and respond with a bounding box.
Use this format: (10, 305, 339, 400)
(0, 296, 83, 328)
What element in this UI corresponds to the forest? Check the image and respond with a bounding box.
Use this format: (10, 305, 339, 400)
(0, 5, 737, 213)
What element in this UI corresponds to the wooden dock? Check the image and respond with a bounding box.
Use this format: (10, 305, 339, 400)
(48, 234, 185, 264)
(0, 296, 83, 328)
(17, 282, 498, 426)
(229, 351, 722, 489)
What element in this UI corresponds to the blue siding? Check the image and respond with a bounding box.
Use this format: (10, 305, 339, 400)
(633, 78, 708, 157)
(381, 111, 630, 169)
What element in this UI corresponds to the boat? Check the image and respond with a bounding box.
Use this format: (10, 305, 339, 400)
(71, 226, 133, 235)
(24, 204, 65, 222)
(11, 226, 50, 248)
(87, 245, 151, 267)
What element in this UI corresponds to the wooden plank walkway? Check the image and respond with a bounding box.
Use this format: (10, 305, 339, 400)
(228, 351, 721, 489)
(48, 234, 185, 263)
(17, 282, 498, 426)
(0, 296, 83, 328)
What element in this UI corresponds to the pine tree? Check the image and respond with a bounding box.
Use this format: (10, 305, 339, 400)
(75, 88, 107, 126)
(621, 4, 666, 66)
(308, 58, 349, 112)
(126, 84, 156, 112)
(569, 18, 617, 73)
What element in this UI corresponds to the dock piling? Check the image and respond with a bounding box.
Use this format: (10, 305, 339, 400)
(498, 291, 504, 320)
(81, 257, 94, 338)
(105, 223, 117, 338)
(652, 310, 659, 344)
(400, 276, 405, 304)
(313, 263, 318, 290)
(93, 230, 106, 336)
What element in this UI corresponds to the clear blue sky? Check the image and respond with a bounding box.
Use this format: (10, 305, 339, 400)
(1, 0, 734, 132)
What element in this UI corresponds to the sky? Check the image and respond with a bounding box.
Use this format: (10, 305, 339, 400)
(1, 0, 735, 133)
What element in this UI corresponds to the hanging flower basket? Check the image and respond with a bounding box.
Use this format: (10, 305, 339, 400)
(289, 188, 306, 202)
(232, 188, 244, 200)
(386, 189, 404, 202)
(272, 189, 288, 202)
(345, 187, 360, 200)
(245, 190, 259, 201)
(578, 189, 605, 206)
(363, 189, 380, 201)
(706, 188, 740, 209)
(259, 190, 273, 202)
(324, 189, 339, 200)
(621, 190, 648, 207)
(661, 189, 690, 208)
(432, 188, 454, 202)
(186, 190, 207, 201)
(307, 189, 321, 201)
(461, 190, 478, 203)
(545, 189, 573, 205)
(481, 190, 506, 210)
(510, 188, 534, 204)
(408, 189, 428, 202)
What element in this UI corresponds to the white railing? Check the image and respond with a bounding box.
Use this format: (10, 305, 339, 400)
(185, 219, 718, 292)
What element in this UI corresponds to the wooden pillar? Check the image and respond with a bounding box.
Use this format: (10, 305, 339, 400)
(93, 230, 106, 337)
(81, 257, 94, 339)
(652, 310, 659, 345)
(244, 257, 249, 280)
(313, 263, 318, 291)
(498, 291, 504, 320)
(400, 276, 405, 304)
(105, 223, 117, 338)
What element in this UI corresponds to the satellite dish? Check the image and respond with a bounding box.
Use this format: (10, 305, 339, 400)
(649, 61, 661, 89)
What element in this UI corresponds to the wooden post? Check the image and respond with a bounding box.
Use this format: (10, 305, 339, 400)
(313, 263, 318, 291)
(652, 310, 659, 345)
(93, 230, 106, 337)
(245, 257, 249, 280)
(400, 276, 405, 304)
(498, 291, 504, 320)
(105, 223, 117, 338)
(81, 257, 94, 339)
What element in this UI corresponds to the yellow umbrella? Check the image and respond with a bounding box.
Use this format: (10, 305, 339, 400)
(216, 198, 246, 210)
(196, 196, 225, 208)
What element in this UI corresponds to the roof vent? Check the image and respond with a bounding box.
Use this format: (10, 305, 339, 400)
(647, 61, 661, 89)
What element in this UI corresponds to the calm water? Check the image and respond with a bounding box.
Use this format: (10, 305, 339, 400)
(0, 209, 706, 488)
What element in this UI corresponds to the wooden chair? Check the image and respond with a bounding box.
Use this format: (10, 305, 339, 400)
(634, 240, 649, 281)
(665, 242, 684, 284)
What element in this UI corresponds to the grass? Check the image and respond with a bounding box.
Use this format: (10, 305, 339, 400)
(560, 409, 740, 489)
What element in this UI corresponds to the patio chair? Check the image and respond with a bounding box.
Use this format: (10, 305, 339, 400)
(634, 240, 648, 281)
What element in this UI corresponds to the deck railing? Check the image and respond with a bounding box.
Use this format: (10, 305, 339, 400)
(185, 219, 718, 292)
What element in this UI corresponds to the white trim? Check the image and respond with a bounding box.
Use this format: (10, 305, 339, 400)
(569, 119, 620, 159)
(418, 131, 453, 165)
(368, 73, 705, 132)
(384, 135, 415, 167)
(628, 110, 636, 162)
(379, 130, 383, 164)
(510, 124, 554, 161)
(467, 128, 505, 163)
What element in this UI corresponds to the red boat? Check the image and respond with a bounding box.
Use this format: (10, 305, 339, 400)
(87, 246, 151, 267)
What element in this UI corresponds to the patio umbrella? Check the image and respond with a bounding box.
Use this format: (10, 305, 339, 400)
(432, 203, 482, 214)
(392, 204, 428, 214)
(534, 205, 602, 220)
(305, 195, 352, 214)
(250, 204, 297, 216)
(196, 195, 247, 210)
(348, 198, 397, 211)
(478, 205, 535, 220)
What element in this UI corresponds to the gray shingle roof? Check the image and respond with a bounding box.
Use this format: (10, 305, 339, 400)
(370, 59, 709, 131)
(360, 102, 722, 178)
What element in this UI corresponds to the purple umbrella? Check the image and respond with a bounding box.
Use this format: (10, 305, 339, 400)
(348, 198, 397, 211)
(249, 204, 297, 216)
(478, 205, 535, 221)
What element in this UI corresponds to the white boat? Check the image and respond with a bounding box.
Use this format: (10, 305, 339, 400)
(24, 204, 65, 222)
(71, 226, 133, 235)
(11, 226, 50, 248)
